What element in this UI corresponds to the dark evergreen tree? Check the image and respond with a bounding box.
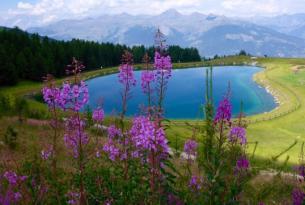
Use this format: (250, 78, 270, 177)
(0, 27, 201, 86)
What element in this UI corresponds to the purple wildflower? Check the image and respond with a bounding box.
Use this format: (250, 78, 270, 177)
(294, 164, 305, 181)
(92, 108, 104, 122)
(2, 191, 23, 204)
(3, 171, 19, 185)
(188, 175, 203, 192)
(14, 192, 22, 201)
(107, 125, 122, 139)
(103, 139, 120, 161)
(235, 156, 250, 172)
(167, 193, 184, 205)
(59, 81, 89, 111)
(96, 149, 101, 158)
(154, 51, 172, 79)
(214, 95, 232, 124)
(184, 139, 198, 158)
(118, 64, 136, 87)
(20, 175, 27, 181)
(229, 126, 247, 145)
(41, 145, 53, 160)
(118, 51, 136, 119)
(292, 188, 305, 205)
(103, 125, 130, 161)
(0, 171, 27, 204)
(3, 171, 26, 185)
(141, 70, 155, 94)
(64, 117, 89, 158)
(42, 86, 62, 108)
(153, 30, 173, 117)
(130, 116, 169, 155)
(104, 198, 113, 205)
(66, 57, 85, 75)
(66, 191, 80, 205)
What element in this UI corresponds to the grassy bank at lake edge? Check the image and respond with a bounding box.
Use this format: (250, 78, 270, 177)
(167, 57, 305, 164)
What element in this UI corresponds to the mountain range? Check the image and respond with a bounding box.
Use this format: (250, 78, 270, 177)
(15, 10, 305, 57)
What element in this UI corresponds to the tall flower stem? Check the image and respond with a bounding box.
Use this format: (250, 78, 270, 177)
(42, 75, 60, 176)
(153, 29, 172, 125)
(119, 51, 135, 123)
(202, 68, 214, 164)
(142, 53, 152, 109)
(74, 62, 86, 205)
(120, 79, 129, 123)
(66, 58, 88, 205)
(51, 103, 59, 176)
(157, 72, 165, 119)
(118, 51, 136, 182)
(77, 113, 86, 205)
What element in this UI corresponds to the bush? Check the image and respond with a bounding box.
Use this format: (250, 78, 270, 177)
(0, 93, 12, 116)
(4, 125, 18, 149)
(27, 109, 48, 119)
(14, 97, 29, 122)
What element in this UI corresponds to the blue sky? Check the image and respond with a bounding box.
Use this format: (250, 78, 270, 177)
(0, 0, 37, 11)
(1, 0, 305, 29)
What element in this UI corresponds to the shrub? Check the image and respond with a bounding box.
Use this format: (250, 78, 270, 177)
(14, 97, 29, 122)
(0, 93, 12, 116)
(27, 108, 48, 119)
(4, 125, 18, 149)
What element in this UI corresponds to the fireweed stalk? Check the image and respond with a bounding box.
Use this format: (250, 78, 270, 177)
(0, 171, 27, 204)
(130, 116, 169, 202)
(137, 30, 174, 202)
(184, 139, 198, 175)
(117, 51, 136, 180)
(154, 29, 172, 121)
(129, 30, 177, 203)
(101, 117, 171, 203)
(200, 71, 250, 204)
(92, 107, 105, 145)
(63, 58, 89, 205)
(141, 53, 154, 111)
(42, 58, 89, 204)
(118, 50, 136, 122)
(214, 87, 232, 154)
(42, 74, 67, 203)
(42, 74, 61, 174)
(181, 128, 201, 203)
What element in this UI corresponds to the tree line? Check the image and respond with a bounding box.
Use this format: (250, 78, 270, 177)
(0, 27, 201, 86)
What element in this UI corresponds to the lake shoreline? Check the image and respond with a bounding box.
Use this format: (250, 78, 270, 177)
(87, 66, 276, 120)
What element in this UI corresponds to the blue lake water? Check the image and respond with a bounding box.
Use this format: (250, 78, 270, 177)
(86, 66, 277, 119)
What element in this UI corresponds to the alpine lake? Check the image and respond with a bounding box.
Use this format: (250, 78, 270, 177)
(86, 66, 277, 119)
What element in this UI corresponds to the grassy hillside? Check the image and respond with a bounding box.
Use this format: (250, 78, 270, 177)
(165, 57, 305, 165)
(247, 58, 305, 163)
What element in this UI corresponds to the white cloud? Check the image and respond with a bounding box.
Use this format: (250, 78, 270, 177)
(2, 0, 305, 28)
(4, 0, 204, 28)
(221, 0, 281, 16)
(17, 2, 34, 9)
(221, 0, 305, 16)
(225, 34, 255, 42)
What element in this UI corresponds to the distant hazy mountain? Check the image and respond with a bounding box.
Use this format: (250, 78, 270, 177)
(250, 13, 305, 39)
(27, 9, 305, 57)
